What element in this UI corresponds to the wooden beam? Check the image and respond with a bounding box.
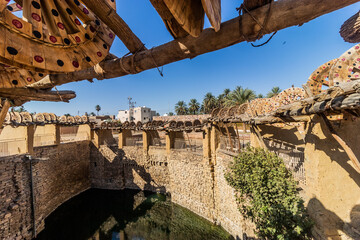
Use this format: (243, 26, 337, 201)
(28, 0, 360, 89)
(81, 0, 145, 53)
(0, 99, 11, 128)
(340, 10, 360, 43)
(0, 89, 76, 102)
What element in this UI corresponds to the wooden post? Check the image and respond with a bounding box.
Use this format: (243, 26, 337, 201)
(0, 99, 10, 128)
(250, 124, 268, 150)
(165, 131, 175, 154)
(203, 127, 211, 159)
(210, 124, 219, 164)
(81, 0, 145, 53)
(55, 124, 60, 145)
(143, 130, 150, 152)
(26, 125, 35, 155)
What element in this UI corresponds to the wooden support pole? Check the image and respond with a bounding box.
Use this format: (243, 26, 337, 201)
(203, 127, 211, 159)
(0, 99, 11, 128)
(210, 125, 219, 164)
(81, 0, 145, 53)
(224, 124, 234, 152)
(320, 113, 360, 173)
(0, 89, 76, 103)
(55, 124, 60, 145)
(250, 124, 267, 150)
(26, 125, 35, 155)
(143, 130, 150, 152)
(28, 0, 360, 89)
(165, 131, 175, 154)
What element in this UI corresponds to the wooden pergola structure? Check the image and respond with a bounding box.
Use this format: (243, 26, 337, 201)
(0, 0, 359, 126)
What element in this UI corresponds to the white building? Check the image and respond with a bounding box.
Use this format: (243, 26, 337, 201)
(117, 106, 158, 123)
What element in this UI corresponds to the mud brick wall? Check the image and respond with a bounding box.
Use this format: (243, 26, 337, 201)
(0, 141, 91, 240)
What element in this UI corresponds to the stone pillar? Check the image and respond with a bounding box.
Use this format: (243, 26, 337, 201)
(118, 129, 132, 149)
(203, 127, 211, 160)
(142, 131, 150, 152)
(165, 131, 175, 154)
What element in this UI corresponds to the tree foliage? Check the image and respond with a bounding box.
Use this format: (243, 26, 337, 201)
(267, 87, 282, 98)
(225, 86, 256, 106)
(188, 99, 200, 114)
(225, 148, 313, 240)
(95, 105, 101, 115)
(202, 92, 217, 114)
(175, 101, 188, 115)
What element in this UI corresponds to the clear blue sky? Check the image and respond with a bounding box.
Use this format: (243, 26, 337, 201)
(24, 1, 360, 116)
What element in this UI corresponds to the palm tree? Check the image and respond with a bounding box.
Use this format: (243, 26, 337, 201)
(257, 93, 264, 98)
(168, 112, 174, 116)
(267, 87, 282, 98)
(175, 101, 188, 115)
(188, 99, 200, 115)
(225, 86, 256, 106)
(202, 92, 217, 114)
(95, 105, 101, 115)
(223, 88, 231, 97)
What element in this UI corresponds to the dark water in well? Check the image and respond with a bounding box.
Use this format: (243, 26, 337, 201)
(34, 189, 233, 240)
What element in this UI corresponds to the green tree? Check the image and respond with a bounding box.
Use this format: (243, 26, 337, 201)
(175, 101, 188, 115)
(257, 93, 264, 98)
(188, 99, 200, 115)
(225, 86, 256, 106)
(267, 86, 282, 98)
(216, 88, 231, 108)
(95, 105, 101, 115)
(226, 148, 313, 239)
(90, 112, 96, 116)
(168, 112, 174, 116)
(64, 113, 71, 117)
(202, 92, 217, 114)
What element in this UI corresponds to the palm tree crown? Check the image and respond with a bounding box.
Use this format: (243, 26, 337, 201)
(188, 99, 200, 115)
(202, 92, 217, 114)
(225, 86, 256, 106)
(267, 87, 282, 98)
(95, 105, 101, 115)
(175, 101, 188, 115)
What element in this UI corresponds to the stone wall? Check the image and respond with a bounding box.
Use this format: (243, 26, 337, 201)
(0, 141, 91, 240)
(215, 151, 255, 238)
(168, 150, 215, 222)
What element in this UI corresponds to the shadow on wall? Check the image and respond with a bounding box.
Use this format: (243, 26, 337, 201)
(120, 148, 167, 193)
(90, 139, 167, 193)
(306, 116, 360, 188)
(308, 198, 360, 239)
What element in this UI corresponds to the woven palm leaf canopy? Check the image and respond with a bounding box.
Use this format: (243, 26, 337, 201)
(0, 0, 358, 126)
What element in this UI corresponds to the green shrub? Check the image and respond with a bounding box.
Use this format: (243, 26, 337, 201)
(225, 147, 313, 240)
